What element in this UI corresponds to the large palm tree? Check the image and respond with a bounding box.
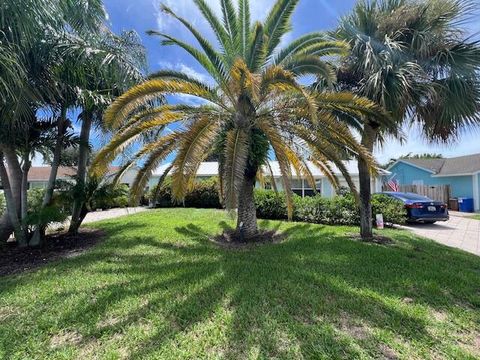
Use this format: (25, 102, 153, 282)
(92, 0, 387, 241)
(334, 0, 480, 240)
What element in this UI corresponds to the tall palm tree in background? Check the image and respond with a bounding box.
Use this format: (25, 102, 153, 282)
(67, 30, 146, 235)
(93, 0, 388, 240)
(334, 0, 480, 240)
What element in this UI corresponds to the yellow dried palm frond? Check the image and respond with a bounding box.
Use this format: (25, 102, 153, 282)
(308, 151, 340, 189)
(259, 66, 317, 121)
(104, 79, 219, 129)
(223, 127, 249, 211)
(229, 58, 258, 102)
(91, 112, 184, 177)
(257, 121, 294, 219)
(314, 92, 392, 127)
(129, 134, 181, 204)
(171, 116, 221, 200)
(116, 104, 206, 135)
(264, 160, 278, 193)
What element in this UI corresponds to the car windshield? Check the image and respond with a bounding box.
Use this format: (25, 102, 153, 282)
(396, 193, 431, 201)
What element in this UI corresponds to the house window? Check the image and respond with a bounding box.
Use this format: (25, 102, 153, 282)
(291, 178, 321, 198)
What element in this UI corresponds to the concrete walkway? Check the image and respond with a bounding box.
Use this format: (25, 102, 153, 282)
(403, 212, 480, 256)
(82, 207, 150, 224)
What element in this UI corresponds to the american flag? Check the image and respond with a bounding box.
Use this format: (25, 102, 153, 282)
(387, 177, 400, 192)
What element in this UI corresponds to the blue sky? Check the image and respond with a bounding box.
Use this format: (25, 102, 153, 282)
(83, 0, 480, 165)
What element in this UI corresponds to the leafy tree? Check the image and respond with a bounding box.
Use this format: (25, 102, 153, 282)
(334, 0, 480, 240)
(93, 0, 387, 241)
(0, 0, 146, 245)
(383, 153, 444, 169)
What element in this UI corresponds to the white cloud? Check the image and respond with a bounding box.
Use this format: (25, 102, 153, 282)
(157, 60, 213, 84)
(153, 0, 275, 35)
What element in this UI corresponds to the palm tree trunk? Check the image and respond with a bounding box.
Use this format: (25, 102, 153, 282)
(30, 106, 68, 247)
(235, 172, 258, 241)
(358, 123, 377, 240)
(0, 145, 23, 243)
(69, 114, 92, 235)
(0, 152, 27, 246)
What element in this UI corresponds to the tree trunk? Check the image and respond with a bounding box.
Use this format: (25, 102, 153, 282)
(358, 123, 377, 241)
(69, 114, 92, 235)
(30, 106, 68, 247)
(42, 106, 67, 207)
(235, 172, 258, 241)
(21, 151, 31, 223)
(0, 145, 23, 243)
(0, 153, 27, 246)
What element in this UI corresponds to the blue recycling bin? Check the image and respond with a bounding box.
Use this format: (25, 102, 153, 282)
(458, 198, 474, 213)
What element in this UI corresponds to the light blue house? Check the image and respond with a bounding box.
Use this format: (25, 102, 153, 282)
(387, 154, 480, 211)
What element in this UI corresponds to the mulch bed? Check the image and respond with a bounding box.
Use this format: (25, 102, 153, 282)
(0, 229, 104, 277)
(212, 229, 286, 248)
(346, 233, 395, 245)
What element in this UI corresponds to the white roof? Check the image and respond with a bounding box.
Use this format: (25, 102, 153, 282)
(153, 161, 389, 178)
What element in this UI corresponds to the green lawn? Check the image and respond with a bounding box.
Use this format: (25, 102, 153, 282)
(470, 214, 480, 221)
(1, 209, 480, 359)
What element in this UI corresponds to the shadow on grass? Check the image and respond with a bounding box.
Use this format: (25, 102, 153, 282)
(1, 211, 480, 358)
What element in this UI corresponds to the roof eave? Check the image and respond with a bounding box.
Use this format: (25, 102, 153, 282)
(387, 159, 436, 174)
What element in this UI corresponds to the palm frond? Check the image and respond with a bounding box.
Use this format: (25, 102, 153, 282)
(91, 112, 183, 175)
(104, 79, 218, 129)
(237, 0, 251, 58)
(130, 134, 180, 203)
(246, 22, 267, 71)
(221, 0, 238, 44)
(171, 116, 221, 200)
(264, 0, 300, 57)
(193, 0, 232, 54)
(223, 128, 249, 211)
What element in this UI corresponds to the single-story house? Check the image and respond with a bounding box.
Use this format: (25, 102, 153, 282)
(2, 166, 139, 190)
(387, 153, 480, 211)
(150, 161, 389, 198)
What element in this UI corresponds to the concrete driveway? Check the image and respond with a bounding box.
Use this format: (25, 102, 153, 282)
(402, 212, 480, 256)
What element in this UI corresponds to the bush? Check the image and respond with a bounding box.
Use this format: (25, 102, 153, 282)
(371, 194, 408, 225)
(150, 177, 221, 209)
(93, 184, 130, 210)
(0, 193, 5, 216)
(254, 190, 406, 226)
(148, 180, 407, 226)
(254, 189, 288, 220)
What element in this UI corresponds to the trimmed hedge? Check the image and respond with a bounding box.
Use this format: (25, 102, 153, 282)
(149, 177, 222, 209)
(254, 190, 407, 226)
(151, 179, 407, 226)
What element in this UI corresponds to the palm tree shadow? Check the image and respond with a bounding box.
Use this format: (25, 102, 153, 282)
(3, 218, 478, 358)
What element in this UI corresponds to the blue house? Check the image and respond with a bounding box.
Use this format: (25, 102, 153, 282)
(387, 154, 480, 211)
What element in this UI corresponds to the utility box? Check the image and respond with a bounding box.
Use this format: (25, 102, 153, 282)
(448, 198, 459, 211)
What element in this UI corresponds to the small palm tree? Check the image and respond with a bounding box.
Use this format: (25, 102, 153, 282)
(334, 0, 480, 240)
(93, 0, 386, 240)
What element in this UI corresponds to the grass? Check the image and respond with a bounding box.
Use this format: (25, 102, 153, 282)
(1, 208, 480, 359)
(470, 214, 480, 221)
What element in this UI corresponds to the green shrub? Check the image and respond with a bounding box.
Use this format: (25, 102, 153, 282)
(149, 180, 407, 226)
(371, 194, 407, 225)
(25, 205, 68, 228)
(254, 190, 406, 226)
(94, 184, 129, 210)
(150, 177, 221, 209)
(0, 193, 5, 215)
(254, 189, 288, 220)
